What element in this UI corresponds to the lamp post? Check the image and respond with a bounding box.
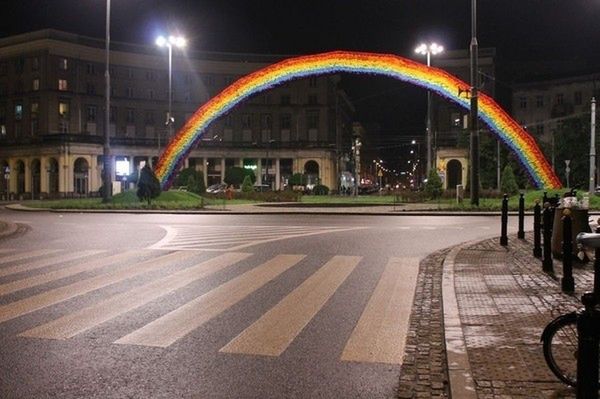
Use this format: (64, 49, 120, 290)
(155, 35, 186, 150)
(590, 97, 596, 195)
(415, 42, 444, 175)
(469, 0, 480, 205)
(102, 0, 112, 203)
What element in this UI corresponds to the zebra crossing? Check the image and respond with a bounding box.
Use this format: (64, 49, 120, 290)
(0, 247, 419, 365)
(150, 224, 492, 251)
(149, 225, 368, 251)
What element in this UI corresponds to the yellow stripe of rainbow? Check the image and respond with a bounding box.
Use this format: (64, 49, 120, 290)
(154, 51, 561, 190)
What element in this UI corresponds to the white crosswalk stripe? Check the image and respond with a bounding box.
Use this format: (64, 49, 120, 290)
(1, 248, 419, 365)
(149, 225, 367, 251)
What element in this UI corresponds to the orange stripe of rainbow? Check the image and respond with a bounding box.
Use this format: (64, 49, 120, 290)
(154, 51, 561, 190)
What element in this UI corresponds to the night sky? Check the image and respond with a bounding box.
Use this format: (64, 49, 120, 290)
(2, 1, 600, 163)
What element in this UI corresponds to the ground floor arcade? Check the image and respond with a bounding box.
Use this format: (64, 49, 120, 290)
(0, 144, 339, 199)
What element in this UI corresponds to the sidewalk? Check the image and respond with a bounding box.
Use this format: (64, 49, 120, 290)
(403, 233, 592, 398)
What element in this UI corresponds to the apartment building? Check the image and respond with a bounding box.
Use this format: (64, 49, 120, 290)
(0, 29, 355, 198)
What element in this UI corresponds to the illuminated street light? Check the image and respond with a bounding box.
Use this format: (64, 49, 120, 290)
(155, 34, 187, 150)
(415, 42, 444, 175)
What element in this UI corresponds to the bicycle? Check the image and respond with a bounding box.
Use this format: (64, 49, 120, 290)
(541, 231, 600, 388)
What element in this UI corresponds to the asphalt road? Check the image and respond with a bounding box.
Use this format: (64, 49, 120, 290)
(0, 209, 529, 399)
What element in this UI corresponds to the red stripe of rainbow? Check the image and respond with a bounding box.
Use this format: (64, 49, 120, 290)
(154, 51, 561, 190)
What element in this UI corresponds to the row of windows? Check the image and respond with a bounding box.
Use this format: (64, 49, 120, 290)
(1, 57, 321, 91)
(0, 100, 321, 130)
(518, 91, 587, 109)
(0, 77, 321, 106)
(0, 57, 68, 75)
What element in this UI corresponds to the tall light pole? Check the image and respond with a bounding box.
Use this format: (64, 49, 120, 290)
(102, 0, 112, 203)
(415, 42, 444, 175)
(469, 0, 480, 205)
(590, 97, 597, 195)
(155, 35, 186, 151)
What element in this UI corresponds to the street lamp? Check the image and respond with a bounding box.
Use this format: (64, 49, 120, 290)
(469, 0, 480, 206)
(102, 0, 112, 203)
(155, 34, 187, 149)
(415, 42, 444, 175)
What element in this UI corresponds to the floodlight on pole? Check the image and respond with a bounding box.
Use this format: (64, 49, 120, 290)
(155, 34, 187, 152)
(415, 42, 444, 176)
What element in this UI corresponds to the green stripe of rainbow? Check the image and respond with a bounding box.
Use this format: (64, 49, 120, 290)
(155, 51, 561, 190)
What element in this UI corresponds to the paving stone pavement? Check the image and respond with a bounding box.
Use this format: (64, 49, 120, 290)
(404, 231, 598, 399)
(447, 231, 598, 399)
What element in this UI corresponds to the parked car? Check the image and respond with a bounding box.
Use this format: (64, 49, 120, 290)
(206, 183, 227, 194)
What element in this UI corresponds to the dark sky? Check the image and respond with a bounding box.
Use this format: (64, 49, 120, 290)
(3, 1, 600, 61)
(2, 1, 600, 162)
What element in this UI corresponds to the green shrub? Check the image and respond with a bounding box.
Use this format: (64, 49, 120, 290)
(313, 184, 329, 195)
(500, 165, 519, 195)
(224, 166, 246, 187)
(241, 175, 254, 192)
(137, 165, 162, 205)
(424, 169, 443, 199)
(289, 173, 307, 186)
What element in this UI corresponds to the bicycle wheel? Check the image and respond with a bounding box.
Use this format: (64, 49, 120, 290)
(541, 312, 578, 386)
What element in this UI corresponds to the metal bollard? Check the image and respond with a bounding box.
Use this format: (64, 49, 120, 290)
(594, 224, 600, 300)
(500, 194, 508, 246)
(576, 293, 600, 399)
(562, 209, 575, 294)
(542, 203, 554, 274)
(533, 200, 542, 257)
(518, 193, 525, 239)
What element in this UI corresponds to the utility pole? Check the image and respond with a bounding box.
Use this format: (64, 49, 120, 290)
(102, 0, 112, 203)
(469, 0, 480, 205)
(590, 97, 597, 195)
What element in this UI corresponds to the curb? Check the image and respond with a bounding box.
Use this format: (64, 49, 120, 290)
(5, 203, 583, 217)
(441, 239, 480, 399)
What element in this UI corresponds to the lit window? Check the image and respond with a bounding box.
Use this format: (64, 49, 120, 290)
(32, 78, 40, 91)
(59, 58, 68, 70)
(58, 79, 68, 91)
(15, 103, 23, 120)
(58, 102, 70, 119)
(31, 102, 39, 115)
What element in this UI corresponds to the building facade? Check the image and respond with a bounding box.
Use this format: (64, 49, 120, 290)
(0, 29, 355, 199)
(512, 73, 600, 169)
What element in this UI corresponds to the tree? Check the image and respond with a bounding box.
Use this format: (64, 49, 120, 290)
(424, 169, 443, 199)
(174, 167, 205, 193)
(137, 165, 161, 205)
(553, 116, 591, 188)
(241, 175, 254, 192)
(224, 166, 246, 187)
(500, 164, 519, 195)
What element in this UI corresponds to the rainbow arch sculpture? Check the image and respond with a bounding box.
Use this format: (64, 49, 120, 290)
(154, 51, 561, 190)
